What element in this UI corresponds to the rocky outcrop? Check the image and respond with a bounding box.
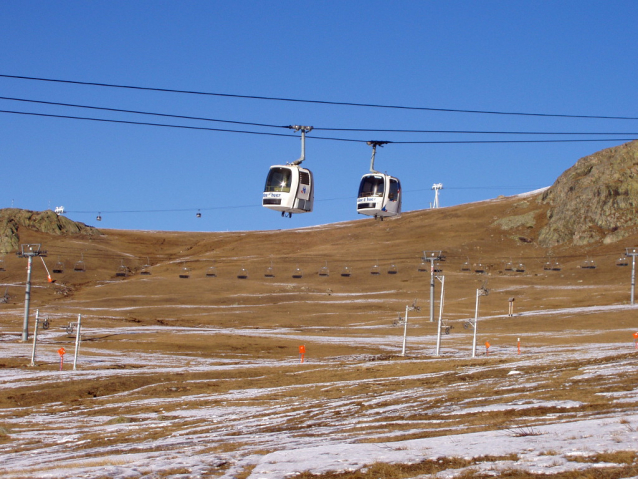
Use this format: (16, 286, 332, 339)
(0, 209, 100, 254)
(538, 141, 638, 247)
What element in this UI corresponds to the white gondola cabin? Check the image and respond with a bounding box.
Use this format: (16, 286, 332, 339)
(356, 141, 401, 219)
(262, 165, 314, 216)
(262, 125, 314, 218)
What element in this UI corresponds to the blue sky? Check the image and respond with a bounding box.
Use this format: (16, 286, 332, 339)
(1, 1, 637, 232)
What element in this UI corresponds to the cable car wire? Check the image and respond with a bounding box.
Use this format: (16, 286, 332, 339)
(3, 96, 638, 136)
(2, 73, 638, 120)
(0, 96, 289, 130)
(0, 109, 634, 144)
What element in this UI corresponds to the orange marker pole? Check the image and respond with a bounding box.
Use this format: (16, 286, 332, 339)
(517, 337, 521, 355)
(633, 332, 638, 350)
(299, 345, 306, 363)
(485, 341, 490, 356)
(58, 347, 66, 371)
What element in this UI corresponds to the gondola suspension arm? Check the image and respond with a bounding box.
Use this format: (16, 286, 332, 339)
(367, 140, 390, 174)
(288, 125, 313, 165)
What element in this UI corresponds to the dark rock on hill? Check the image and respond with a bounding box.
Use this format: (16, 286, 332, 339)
(0, 209, 100, 254)
(538, 141, 638, 247)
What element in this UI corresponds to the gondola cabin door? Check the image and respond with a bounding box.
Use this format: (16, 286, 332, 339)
(357, 173, 401, 218)
(263, 165, 314, 216)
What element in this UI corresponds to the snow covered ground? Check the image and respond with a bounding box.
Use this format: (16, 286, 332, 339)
(1, 303, 637, 478)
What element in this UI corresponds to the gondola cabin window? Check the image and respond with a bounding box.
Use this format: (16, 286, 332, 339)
(264, 167, 292, 193)
(358, 175, 385, 198)
(389, 178, 400, 201)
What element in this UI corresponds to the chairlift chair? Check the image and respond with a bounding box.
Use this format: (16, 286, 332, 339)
(461, 259, 471, 272)
(0, 257, 5, 272)
(140, 257, 152, 275)
(262, 126, 314, 218)
(292, 266, 303, 279)
(581, 258, 597, 269)
(205, 265, 217, 277)
(552, 261, 562, 271)
(264, 264, 275, 278)
(504, 260, 514, 272)
(340, 266, 352, 277)
(418, 261, 428, 272)
(115, 260, 128, 277)
(387, 263, 398, 274)
(370, 263, 381, 275)
(474, 263, 485, 274)
(52, 256, 64, 274)
(73, 254, 86, 272)
(515, 263, 525, 273)
(616, 257, 629, 267)
(433, 262, 442, 273)
(237, 267, 248, 279)
(179, 264, 191, 279)
(356, 142, 401, 219)
(319, 262, 329, 277)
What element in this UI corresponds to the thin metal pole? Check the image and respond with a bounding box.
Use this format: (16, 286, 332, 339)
(22, 255, 33, 341)
(73, 314, 82, 370)
(401, 305, 409, 356)
(30, 310, 40, 367)
(472, 289, 480, 358)
(435, 276, 445, 356)
(430, 262, 435, 322)
(632, 255, 636, 306)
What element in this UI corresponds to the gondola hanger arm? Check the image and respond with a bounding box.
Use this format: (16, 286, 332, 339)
(288, 125, 313, 165)
(366, 140, 390, 173)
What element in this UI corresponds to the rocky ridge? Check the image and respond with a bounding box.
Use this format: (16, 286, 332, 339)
(538, 140, 638, 247)
(0, 208, 100, 254)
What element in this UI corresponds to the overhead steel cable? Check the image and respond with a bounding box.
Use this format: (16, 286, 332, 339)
(2, 73, 638, 120)
(0, 96, 289, 130)
(3, 95, 638, 136)
(0, 109, 635, 144)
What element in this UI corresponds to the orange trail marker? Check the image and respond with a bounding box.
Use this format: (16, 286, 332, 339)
(58, 347, 66, 371)
(517, 337, 521, 355)
(485, 341, 490, 356)
(633, 332, 638, 349)
(299, 345, 306, 363)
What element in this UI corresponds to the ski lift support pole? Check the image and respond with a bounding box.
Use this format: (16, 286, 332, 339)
(626, 248, 638, 305)
(366, 141, 389, 174)
(17, 244, 47, 341)
(29, 309, 40, 367)
(423, 251, 443, 323)
(472, 286, 489, 357)
(435, 275, 445, 356)
(289, 125, 313, 165)
(73, 313, 82, 370)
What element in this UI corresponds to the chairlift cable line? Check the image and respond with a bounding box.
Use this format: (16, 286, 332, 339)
(3, 73, 638, 120)
(4, 96, 638, 136)
(0, 109, 634, 144)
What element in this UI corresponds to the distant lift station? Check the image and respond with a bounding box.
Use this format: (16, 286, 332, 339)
(262, 126, 314, 218)
(357, 141, 401, 219)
